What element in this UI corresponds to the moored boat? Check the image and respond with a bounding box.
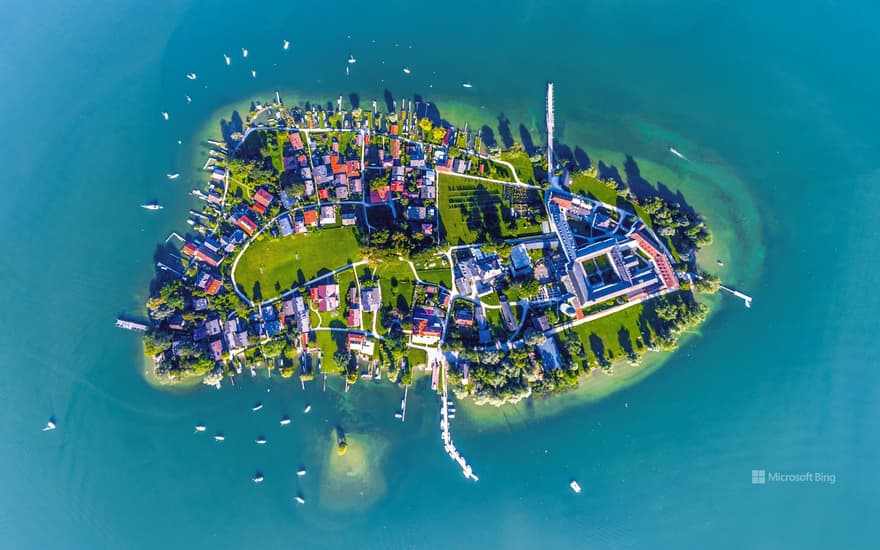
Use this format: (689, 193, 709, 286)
(194, 425, 206, 432)
(252, 403, 263, 412)
(570, 480, 582, 494)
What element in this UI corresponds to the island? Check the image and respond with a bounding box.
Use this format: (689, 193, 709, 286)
(137, 83, 720, 409)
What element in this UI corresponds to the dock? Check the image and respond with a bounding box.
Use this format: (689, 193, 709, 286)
(719, 284, 753, 308)
(437, 358, 479, 482)
(116, 318, 149, 331)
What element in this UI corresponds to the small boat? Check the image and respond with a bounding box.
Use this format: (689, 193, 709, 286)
(251, 69, 256, 78)
(297, 469, 307, 476)
(185, 95, 192, 104)
(403, 67, 411, 74)
(242, 48, 248, 58)
(669, 146, 688, 161)
(186, 219, 195, 226)
(255, 436, 267, 445)
(303, 404, 311, 414)
(252, 403, 263, 411)
(140, 202, 163, 210)
(186, 73, 197, 80)
(570, 480, 582, 494)
(283, 40, 290, 50)
(345, 66, 349, 76)
(253, 473, 264, 483)
(42, 421, 56, 432)
(462, 82, 473, 88)
(166, 173, 180, 180)
(348, 55, 357, 64)
(394, 413, 403, 419)
(716, 259, 725, 266)
(280, 417, 291, 426)
(224, 54, 231, 65)
(214, 434, 225, 441)
(448, 414, 455, 419)
(294, 495, 305, 504)
(161, 112, 169, 120)
(194, 425, 206, 432)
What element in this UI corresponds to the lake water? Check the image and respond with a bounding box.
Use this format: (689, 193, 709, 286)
(1, 0, 877, 548)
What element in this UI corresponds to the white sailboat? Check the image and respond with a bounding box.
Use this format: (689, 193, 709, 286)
(42, 420, 56, 432)
(303, 404, 311, 414)
(403, 67, 411, 74)
(214, 434, 225, 441)
(224, 54, 231, 65)
(461, 82, 473, 88)
(194, 425, 206, 432)
(255, 436, 267, 445)
(297, 469, 307, 476)
(251, 69, 256, 78)
(140, 202, 163, 210)
(280, 417, 291, 426)
(166, 173, 180, 180)
(242, 48, 248, 58)
(348, 55, 357, 64)
(252, 402, 263, 411)
(294, 495, 305, 504)
(185, 95, 191, 104)
(186, 73, 197, 80)
(161, 112, 169, 120)
(570, 480, 582, 494)
(283, 40, 290, 50)
(253, 473, 264, 483)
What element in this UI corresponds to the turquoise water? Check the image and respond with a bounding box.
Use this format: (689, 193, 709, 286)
(2, 0, 877, 548)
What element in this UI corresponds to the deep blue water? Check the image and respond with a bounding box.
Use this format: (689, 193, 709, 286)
(1, 0, 878, 548)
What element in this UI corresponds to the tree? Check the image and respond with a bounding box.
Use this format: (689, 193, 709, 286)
(693, 272, 721, 294)
(142, 330, 172, 356)
(331, 350, 353, 374)
(418, 117, 433, 133)
(262, 338, 287, 359)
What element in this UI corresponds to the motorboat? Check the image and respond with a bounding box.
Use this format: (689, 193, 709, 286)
(403, 67, 411, 74)
(462, 82, 473, 88)
(185, 95, 191, 104)
(294, 495, 305, 504)
(194, 425, 206, 432)
(348, 55, 356, 64)
(214, 434, 225, 441)
(394, 412, 403, 419)
(297, 469, 307, 476)
(224, 54, 231, 65)
(186, 73, 197, 80)
(345, 66, 349, 76)
(251, 69, 256, 78)
(280, 417, 291, 426)
(303, 404, 311, 414)
(252, 403, 263, 411)
(255, 436, 267, 445)
(161, 112, 169, 120)
(253, 473, 264, 483)
(140, 202, 163, 210)
(668, 146, 688, 161)
(42, 421, 56, 432)
(283, 40, 290, 50)
(242, 48, 248, 58)
(570, 480, 582, 494)
(166, 173, 180, 180)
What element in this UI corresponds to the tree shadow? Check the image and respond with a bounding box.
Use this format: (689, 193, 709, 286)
(597, 161, 623, 185)
(519, 124, 537, 155)
(220, 110, 244, 144)
(497, 113, 514, 149)
(623, 154, 654, 199)
(480, 125, 497, 149)
(296, 269, 306, 286)
(252, 281, 263, 303)
(574, 146, 591, 170)
(588, 333, 608, 366)
(383, 90, 395, 113)
(349, 93, 360, 109)
(617, 326, 633, 356)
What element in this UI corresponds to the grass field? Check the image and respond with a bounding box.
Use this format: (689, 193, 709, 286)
(569, 171, 655, 229)
(563, 303, 651, 364)
(416, 267, 452, 289)
(438, 174, 541, 245)
(499, 151, 539, 186)
(372, 260, 417, 312)
(235, 226, 362, 300)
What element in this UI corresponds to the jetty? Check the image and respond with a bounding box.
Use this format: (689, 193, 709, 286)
(116, 318, 149, 331)
(437, 358, 478, 482)
(719, 284, 753, 308)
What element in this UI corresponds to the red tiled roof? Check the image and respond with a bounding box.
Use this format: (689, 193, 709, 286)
(318, 188, 329, 200)
(632, 232, 679, 290)
(254, 188, 274, 207)
(206, 279, 222, 295)
(303, 210, 318, 225)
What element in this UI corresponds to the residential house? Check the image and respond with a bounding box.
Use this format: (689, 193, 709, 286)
(361, 287, 381, 312)
(347, 333, 375, 355)
(320, 205, 336, 225)
(310, 283, 339, 312)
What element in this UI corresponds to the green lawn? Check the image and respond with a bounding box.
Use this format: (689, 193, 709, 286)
(373, 260, 417, 312)
(500, 151, 539, 186)
(416, 267, 452, 289)
(313, 329, 345, 357)
(569, 171, 655, 230)
(564, 303, 650, 364)
(405, 347, 427, 368)
(235, 226, 362, 300)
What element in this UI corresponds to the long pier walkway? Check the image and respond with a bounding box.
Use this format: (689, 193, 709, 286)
(719, 284, 753, 308)
(437, 357, 479, 482)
